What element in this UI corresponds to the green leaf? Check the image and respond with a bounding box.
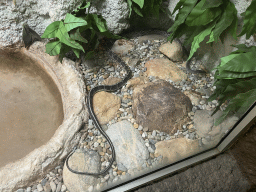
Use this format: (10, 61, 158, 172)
(214, 89, 256, 126)
(202, 0, 223, 9)
(91, 14, 108, 32)
(167, 0, 198, 33)
(45, 40, 62, 56)
(207, 1, 237, 43)
(64, 13, 87, 32)
(184, 26, 206, 45)
(213, 107, 231, 126)
(69, 28, 88, 43)
(132, 4, 144, 17)
(167, 23, 189, 42)
(172, 0, 186, 15)
(231, 44, 256, 54)
(84, 51, 95, 60)
(218, 70, 256, 79)
(188, 22, 216, 60)
(72, 48, 80, 58)
(228, 11, 238, 40)
(219, 51, 256, 73)
(41, 21, 61, 38)
(185, 0, 221, 26)
(132, 0, 144, 9)
(73, 1, 90, 14)
(79, 1, 90, 9)
(59, 44, 71, 63)
(238, 0, 256, 39)
(56, 21, 84, 52)
(127, 0, 133, 17)
(217, 77, 256, 103)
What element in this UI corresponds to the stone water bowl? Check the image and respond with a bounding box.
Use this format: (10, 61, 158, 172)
(0, 42, 87, 191)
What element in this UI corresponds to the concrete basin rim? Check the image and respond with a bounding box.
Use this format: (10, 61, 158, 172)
(0, 42, 87, 191)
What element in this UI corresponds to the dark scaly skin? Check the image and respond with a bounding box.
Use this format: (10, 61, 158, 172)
(66, 39, 132, 175)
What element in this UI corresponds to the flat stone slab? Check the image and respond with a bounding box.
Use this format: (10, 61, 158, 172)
(134, 153, 250, 192)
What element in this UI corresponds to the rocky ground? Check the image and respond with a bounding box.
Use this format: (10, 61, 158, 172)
(15, 34, 239, 192)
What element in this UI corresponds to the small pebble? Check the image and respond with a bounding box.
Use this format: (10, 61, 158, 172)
(61, 185, 67, 192)
(50, 181, 56, 192)
(37, 184, 43, 192)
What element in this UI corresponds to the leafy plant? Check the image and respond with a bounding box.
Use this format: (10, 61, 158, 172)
(208, 45, 256, 126)
(167, 0, 238, 60)
(169, 0, 256, 126)
(41, 0, 122, 63)
(238, 0, 256, 39)
(126, 0, 171, 19)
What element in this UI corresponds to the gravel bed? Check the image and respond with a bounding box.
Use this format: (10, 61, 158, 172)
(16, 36, 230, 192)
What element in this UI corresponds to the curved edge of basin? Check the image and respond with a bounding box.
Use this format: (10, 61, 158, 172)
(0, 41, 88, 192)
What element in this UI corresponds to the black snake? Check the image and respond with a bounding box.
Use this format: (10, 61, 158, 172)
(66, 38, 132, 175)
(65, 30, 206, 176)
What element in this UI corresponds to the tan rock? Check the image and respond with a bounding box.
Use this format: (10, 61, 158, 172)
(126, 76, 149, 89)
(155, 138, 202, 163)
(183, 90, 203, 106)
(93, 91, 121, 125)
(159, 41, 183, 62)
(145, 58, 187, 82)
(103, 77, 121, 85)
(137, 34, 167, 44)
(111, 39, 134, 55)
(63, 149, 100, 192)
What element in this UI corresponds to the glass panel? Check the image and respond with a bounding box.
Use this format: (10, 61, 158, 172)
(64, 31, 255, 192)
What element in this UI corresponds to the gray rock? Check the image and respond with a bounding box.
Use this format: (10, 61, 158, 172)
(194, 109, 239, 146)
(16, 189, 25, 192)
(61, 185, 66, 192)
(40, 178, 47, 187)
(0, 0, 130, 48)
(63, 149, 100, 192)
(36, 184, 43, 192)
(117, 163, 128, 172)
(56, 182, 62, 192)
(148, 146, 155, 153)
(106, 121, 149, 170)
(50, 181, 56, 191)
(43, 181, 52, 192)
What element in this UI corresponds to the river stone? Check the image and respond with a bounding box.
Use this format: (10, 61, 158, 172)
(159, 40, 183, 62)
(93, 91, 121, 125)
(132, 80, 192, 134)
(103, 77, 122, 86)
(154, 138, 202, 163)
(106, 120, 149, 170)
(145, 58, 187, 82)
(63, 149, 100, 192)
(194, 110, 239, 146)
(111, 39, 134, 55)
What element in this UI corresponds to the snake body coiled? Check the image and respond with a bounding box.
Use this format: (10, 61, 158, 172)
(66, 39, 132, 175)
